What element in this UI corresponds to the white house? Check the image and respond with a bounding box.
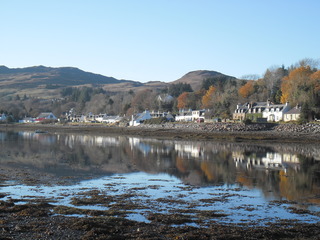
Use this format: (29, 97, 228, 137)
(262, 102, 290, 122)
(0, 114, 7, 122)
(175, 109, 206, 122)
(35, 112, 57, 122)
(95, 113, 107, 123)
(101, 115, 123, 124)
(150, 111, 174, 121)
(130, 110, 152, 126)
(157, 94, 174, 104)
(175, 109, 193, 122)
(19, 117, 35, 123)
(191, 110, 206, 121)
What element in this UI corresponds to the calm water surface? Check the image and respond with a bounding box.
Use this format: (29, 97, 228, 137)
(0, 130, 320, 226)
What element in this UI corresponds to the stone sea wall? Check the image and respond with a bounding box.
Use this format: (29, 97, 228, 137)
(136, 122, 320, 134)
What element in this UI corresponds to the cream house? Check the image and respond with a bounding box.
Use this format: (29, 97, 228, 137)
(284, 106, 301, 122)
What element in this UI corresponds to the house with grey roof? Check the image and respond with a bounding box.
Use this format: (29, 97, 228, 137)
(0, 113, 7, 122)
(35, 112, 57, 122)
(233, 100, 291, 122)
(262, 102, 290, 122)
(284, 105, 301, 122)
(130, 110, 152, 126)
(233, 102, 268, 122)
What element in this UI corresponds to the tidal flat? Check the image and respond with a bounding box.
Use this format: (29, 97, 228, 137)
(0, 124, 320, 239)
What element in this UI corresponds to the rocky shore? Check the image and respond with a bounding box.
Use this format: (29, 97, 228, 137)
(1, 201, 319, 240)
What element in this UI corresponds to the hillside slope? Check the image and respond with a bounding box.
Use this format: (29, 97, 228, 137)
(0, 65, 135, 89)
(172, 70, 236, 91)
(0, 66, 237, 99)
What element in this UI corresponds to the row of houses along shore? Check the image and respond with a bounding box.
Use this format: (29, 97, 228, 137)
(3, 100, 305, 126)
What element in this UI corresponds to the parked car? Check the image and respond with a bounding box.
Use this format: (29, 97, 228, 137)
(197, 118, 204, 123)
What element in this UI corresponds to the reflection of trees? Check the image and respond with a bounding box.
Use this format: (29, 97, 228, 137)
(234, 153, 320, 204)
(1, 131, 320, 204)
(127, 137, 320, 204)
(0, 132, 134, 176)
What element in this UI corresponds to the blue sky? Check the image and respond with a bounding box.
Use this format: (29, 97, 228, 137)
(1, 0, 319, 82)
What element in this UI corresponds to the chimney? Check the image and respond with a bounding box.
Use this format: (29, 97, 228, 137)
(267, 99, 270, 106)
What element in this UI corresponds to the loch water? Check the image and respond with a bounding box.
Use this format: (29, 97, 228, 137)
(0, 130, 320, 226)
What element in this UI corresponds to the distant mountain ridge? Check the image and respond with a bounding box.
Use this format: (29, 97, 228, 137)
(0, 65, 138, 89)
(0, 66, 238, 97)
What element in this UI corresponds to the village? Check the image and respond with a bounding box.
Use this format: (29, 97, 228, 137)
(0, 99, 305, 126)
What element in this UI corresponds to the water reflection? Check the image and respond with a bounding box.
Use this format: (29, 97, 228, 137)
(0, 131, 319, 205)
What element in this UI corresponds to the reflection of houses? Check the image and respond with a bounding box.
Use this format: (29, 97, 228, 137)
(128, 137, 172, 156)
(233, 101, 291, 122)
(64, 135, 120, 148)
(261, 152, 284, 168)
(175, 143, 205, 159)
(233, 151, 300, 170)
(18, 131, 57, 144)
(129, 137, 152, 155)
(284, 105, 301, 122)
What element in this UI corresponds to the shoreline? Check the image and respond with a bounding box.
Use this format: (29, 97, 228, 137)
(1, 122, 320, 143)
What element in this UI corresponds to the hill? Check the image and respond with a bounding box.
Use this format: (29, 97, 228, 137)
(0, 66, 236, 100)
(171, 70, 236, 91)
(0, 65, 149, 99)
(0, 65, 137, 89)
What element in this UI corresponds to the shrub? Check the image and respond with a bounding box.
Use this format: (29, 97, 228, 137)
(144, 117, 168, 125)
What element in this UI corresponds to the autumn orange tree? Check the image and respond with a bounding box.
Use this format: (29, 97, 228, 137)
(238, 81, 255, 98)
(310, 70, 320, 109)
(280, 66, 313, 105)
(201, 86, 216, 108)
(176, 91, 201, 110)
(177, 92, 190, 109)
(310, 70, 320, 93)
(280, 65, 320, 121)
